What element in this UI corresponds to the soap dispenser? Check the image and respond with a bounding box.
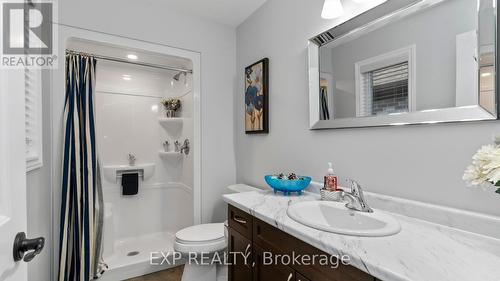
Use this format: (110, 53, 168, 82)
(324, 162, 338, 191)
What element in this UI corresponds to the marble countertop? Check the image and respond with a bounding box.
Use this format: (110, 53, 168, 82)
(223, 190, 500, 281)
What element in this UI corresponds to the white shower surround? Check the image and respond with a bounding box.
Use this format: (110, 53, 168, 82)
(51, 26, 202, 280)
(94, 55, 195, 280)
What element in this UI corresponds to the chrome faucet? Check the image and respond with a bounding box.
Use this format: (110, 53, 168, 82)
(342, 179, 373, 213)
(127, 153, 136, 166)
(179, 139, 190, 155)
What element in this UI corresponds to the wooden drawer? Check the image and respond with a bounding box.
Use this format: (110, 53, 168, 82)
(296, 272, 311, 281)
(253, 243, 295, 281)
(228, 204, 253, 239)
(228, 227, 253, 281)
(253, 217, 374, 281)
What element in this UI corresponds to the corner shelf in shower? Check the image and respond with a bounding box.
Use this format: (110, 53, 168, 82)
(158, 117, 185, 130)
(158, 151, 183, 161)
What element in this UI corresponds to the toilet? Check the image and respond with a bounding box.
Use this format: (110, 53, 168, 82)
(174, 184, 260, 281)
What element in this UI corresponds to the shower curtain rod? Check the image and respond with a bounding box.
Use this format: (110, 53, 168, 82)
(65, 49, 193, 73)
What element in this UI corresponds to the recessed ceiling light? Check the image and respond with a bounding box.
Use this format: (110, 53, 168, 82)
(127, 54, 138, 60)
(481, 72, 492, 77)
(122, 74, 131, 81)
(321, 0, 344, 19)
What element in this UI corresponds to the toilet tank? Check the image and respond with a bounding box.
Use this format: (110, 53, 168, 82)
(226, 184, 262, 193)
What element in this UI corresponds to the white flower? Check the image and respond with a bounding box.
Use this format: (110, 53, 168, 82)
(488, 168, 500, 185)
(473, 145, 500, 168)
(463, 164, 488, 186)
(464, 144, 500, 187)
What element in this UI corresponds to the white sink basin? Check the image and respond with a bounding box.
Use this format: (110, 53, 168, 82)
(287, 201, 401, 237)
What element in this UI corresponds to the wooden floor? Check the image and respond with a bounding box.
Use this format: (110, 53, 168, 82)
(125, 266, 184, 281)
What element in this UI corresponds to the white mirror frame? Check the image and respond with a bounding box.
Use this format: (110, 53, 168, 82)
(308, 0, 498, 130)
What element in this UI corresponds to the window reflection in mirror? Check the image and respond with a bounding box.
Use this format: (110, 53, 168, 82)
(478, 0, 496, 115)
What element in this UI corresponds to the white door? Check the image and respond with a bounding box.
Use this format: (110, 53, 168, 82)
(0, 68, 28, 280)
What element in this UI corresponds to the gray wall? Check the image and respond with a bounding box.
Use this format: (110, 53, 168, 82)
(319, 0, 476, 118)
(235, 0, 500, 217)
(26, 70, 52, 281)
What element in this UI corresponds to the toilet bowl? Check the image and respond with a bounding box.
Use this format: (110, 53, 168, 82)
(174, 223, 227, 281)
(174, 184, 260, 281)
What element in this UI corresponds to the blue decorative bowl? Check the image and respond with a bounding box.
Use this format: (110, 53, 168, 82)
(264, 175, 312, 196)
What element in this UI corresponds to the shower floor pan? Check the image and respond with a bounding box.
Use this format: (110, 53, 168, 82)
(99, 231, 182, 281)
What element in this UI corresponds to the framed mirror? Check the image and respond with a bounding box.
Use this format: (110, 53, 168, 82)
(309, 0, 498, 129)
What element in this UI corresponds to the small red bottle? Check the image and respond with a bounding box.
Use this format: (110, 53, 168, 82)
(323, 162, 338, 191)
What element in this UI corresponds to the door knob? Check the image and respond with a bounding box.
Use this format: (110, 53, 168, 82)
(13, 232, 45, 262)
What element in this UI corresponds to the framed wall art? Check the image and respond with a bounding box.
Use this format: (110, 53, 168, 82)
(245, 58, 269, 134)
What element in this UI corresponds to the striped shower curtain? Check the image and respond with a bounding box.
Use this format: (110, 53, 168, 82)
(59, 53, 106, 281)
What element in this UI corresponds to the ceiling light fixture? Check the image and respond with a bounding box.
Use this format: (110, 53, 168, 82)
(481, 72, 492, 77)
(321, 0, 344, 19)
(127, 54, 138, 60)
(122, 74, 132, 81)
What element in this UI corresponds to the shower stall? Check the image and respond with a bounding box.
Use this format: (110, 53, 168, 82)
(59, 37, 200, 280)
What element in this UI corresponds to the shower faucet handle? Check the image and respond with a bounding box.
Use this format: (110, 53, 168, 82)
(180, 139, 190, 155)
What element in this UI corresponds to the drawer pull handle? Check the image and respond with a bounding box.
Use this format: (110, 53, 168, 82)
(287, 273, 293, 281)
(233, 215, 247, 224)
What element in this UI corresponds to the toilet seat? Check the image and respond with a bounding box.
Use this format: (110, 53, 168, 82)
(174, 223, 227, 253)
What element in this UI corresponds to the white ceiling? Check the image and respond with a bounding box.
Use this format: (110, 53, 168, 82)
(146, 0, 269, 27)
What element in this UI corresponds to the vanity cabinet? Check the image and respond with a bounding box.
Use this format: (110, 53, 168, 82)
(296, 273, 311, 281)
(228, 227, 253, 281)
(253, 243, 296, 281)
(227, 204, 376, 281)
